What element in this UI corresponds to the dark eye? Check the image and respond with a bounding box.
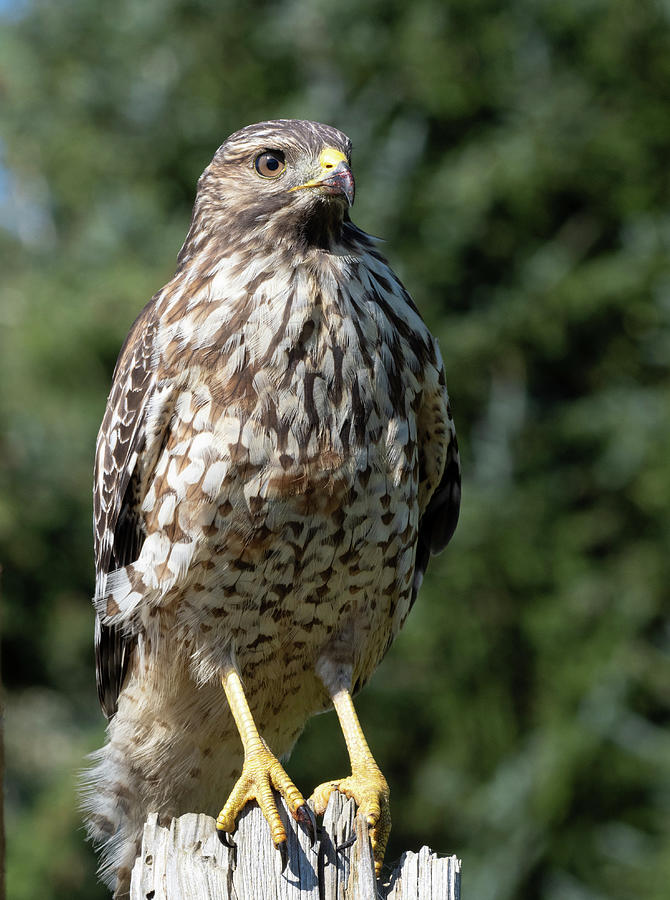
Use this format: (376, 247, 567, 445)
(255, 150, 285, 178)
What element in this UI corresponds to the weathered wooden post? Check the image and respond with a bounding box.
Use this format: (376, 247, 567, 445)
(130, 793, 460, 899)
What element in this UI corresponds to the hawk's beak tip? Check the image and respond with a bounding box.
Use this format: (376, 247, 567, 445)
(291, 160, 355, 207)
(327, 161, 355, 207)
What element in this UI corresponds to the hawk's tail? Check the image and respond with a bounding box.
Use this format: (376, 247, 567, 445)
(80, 737, 146, 898)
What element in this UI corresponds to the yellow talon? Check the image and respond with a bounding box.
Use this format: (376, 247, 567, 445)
(216, 744, 305, 847)
(217, 667, 307, 854)
(312, 766, 391, 876)
(311, 685, 391, 878)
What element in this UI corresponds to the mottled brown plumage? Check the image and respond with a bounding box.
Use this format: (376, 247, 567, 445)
(83, 119, 460, 896)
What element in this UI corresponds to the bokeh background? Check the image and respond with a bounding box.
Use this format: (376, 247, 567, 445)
(3, 0, 670, 897)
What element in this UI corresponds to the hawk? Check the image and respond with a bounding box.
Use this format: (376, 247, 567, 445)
(83, 119, 460, 897)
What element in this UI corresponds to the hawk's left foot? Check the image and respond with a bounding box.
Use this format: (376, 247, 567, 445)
(312, 684, 392, 877)
(312, 764, 391, 877)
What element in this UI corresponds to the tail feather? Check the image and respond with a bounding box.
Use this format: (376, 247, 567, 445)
(81, 742, 146, 897)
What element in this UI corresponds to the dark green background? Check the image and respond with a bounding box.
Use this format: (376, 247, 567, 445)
(3, 1, 670, 897)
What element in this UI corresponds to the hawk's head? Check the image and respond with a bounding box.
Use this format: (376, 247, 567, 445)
(191, 119, 356, 252)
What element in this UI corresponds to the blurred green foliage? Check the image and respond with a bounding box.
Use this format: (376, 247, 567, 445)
(2, 0, 670, 897)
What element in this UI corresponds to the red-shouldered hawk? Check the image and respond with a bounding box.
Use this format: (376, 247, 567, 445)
(83, 119, 460, 897)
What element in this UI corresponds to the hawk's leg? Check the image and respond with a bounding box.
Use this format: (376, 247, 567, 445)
(216, 667, 312, 859)
(311, 687, 391, 877)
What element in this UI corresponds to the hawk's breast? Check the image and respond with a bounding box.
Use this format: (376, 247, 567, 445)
(133, 250, 442, 693)
(166, 254, 425, 537)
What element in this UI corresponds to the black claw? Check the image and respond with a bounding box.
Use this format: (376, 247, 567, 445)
(277, 840, 288, 872)
(337, 835, 357, 853)
(295, 804, 317, 846)
(216, 828, 236, 849)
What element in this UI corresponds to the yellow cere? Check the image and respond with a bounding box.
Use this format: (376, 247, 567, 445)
(318, 147, 348, 171)
(290, 147, 349, 192)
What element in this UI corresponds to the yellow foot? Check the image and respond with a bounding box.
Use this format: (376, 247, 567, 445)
(312, 767, 391, 877)
(216, 746, 314, 859)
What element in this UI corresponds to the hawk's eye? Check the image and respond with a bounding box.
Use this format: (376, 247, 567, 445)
(255, 151, 286, 178)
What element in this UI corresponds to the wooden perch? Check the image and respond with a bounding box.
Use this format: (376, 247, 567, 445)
(130, 792, 460, 899)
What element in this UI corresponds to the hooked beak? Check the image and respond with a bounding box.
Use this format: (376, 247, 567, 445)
(289, 147, 355, 207)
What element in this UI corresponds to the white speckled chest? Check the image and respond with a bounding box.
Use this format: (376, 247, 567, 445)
(135, 250, 432, 708)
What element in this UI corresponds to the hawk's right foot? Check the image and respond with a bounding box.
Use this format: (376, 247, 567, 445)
(217, 666, 315, 861)
(215, 745, 310, 857)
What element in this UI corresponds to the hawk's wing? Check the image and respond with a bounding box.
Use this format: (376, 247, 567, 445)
(93, 304, 159, 719)
(412, 432, 461, 604)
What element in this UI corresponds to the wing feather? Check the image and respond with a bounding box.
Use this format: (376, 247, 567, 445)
(412, 434, 461, 604)
(93, 304, 158, 719)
